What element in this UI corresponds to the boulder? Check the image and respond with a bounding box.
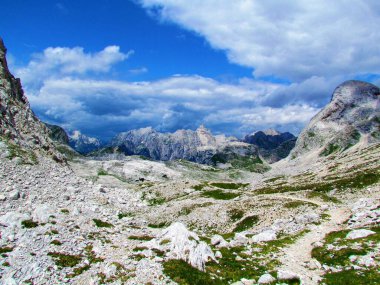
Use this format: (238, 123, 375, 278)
(258, 273, 276, 284)
(251, 230, 277, 243)
(145, 222, 215, 271)
(346, 229, 375, 240)
(277, 270, 300, 281)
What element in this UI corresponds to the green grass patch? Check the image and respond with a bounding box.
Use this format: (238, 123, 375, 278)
(201, 190, 240, 200)
(21, 219, 39, 228)
(128, 235, 154, 241)
(228, 209, 245, 222)
(50, 240, 62, 246)
(321, 269, 380, 285)
(93, 219, 114, 228)
(283, 201, 308, 208)
(255, 168, 380, 195)
(320, 143, 340, 157)
(118, 212, 134, 219)
(0, 247, 13, 254)
(234, 215, 259, 232)
(163, 259, 223, 285)
(148, 222, 168, 228)
(307, 191, 341, 203)
(48, 252, 82, 268)
(60, 209, 69, 214)
(209, 182, 249, 190)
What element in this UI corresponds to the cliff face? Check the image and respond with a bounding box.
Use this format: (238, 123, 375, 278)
(243, 129, 296, 163)
(0, 38, 63, 162)
(290, 80, 380, 160)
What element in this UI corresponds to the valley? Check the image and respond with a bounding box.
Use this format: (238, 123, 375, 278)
(0, 37, 379, 285)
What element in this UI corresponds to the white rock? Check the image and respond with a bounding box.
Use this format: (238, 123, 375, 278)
(346, 229, 375, 240)
(277, 270, 300, 280)
(211, 234, 228, 247)
(241, 278, 255, 285)
(145, 222, 215, 271)
(0, 194, 6, 201)
(357, 255, 376, 267)
(251, 230, 277, 243)
(0, 212, 30, 228)
(8, 190, 20, 200)
(32, 204, 55, 223)
(215, 251, 223, 259)
(233, 233, 249, 246)
(258, 273, 276, 284)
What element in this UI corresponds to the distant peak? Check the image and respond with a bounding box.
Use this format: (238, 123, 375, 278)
(196, 124, 209, 133)
(263, 129, 280, 136)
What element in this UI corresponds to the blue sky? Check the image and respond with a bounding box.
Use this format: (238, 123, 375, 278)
(1, 0, 380, 140)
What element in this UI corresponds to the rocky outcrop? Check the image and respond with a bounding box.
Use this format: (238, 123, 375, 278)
(44, 123, 69, 145)
(290, 80, 380, 160)
(243, 129, 296, 163)
(0, 38, 63, 162)
(104, 126, 264, 169)
(69, 130, 102, 154)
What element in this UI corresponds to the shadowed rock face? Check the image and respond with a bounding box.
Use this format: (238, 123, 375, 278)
(0, 38, 64, 162)
(44, 123, 70, 145)
(243, 129, 296, 163)
(290, 80, 380, 159)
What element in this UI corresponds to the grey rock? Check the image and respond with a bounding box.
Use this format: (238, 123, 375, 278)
(290, 80, 380, 160)
(258, 273, 276, 284)
(8, 190, 20, 200)
(346, 229, 376, 240)
(277, 270, 300, 281)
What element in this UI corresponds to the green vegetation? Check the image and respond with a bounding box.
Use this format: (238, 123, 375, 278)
(0, 247, 13, 254)
(209, 182, 249, 190)
(67, 265, 91, 278)
(21, 219, 39, 228)
(163, 259, 223, 285)
(48, 252, 82, 268)
(148, 222, 168, 228)
(307, 191, 341, 203)
(228, 209, 245, 222)
(97, 168, 127, 182)
(50, 240, 62, 246)
(84, 244, 105, 264)
(320, 143, 340, 156)
(93, 219, 114, 228)
(283, 200, 309, 208)
(312, 226, 380, 284)
(255, 168, 380, 195)
(321, 269, 380, 285)
(148, 197, 166, 206)
(117, 212, 134, 219)
(234, 215, 259, 232)
(128, 235, 154, 241)
(5, 140, 38, 164)
(201, 190, 240, 200)
(60, 209, 69, 214)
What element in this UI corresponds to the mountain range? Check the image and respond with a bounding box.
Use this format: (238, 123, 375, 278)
(1, 38, 379, 285)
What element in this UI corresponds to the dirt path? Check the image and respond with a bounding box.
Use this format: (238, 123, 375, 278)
(277, 207, 351, 285)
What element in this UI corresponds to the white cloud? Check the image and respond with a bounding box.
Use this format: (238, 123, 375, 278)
(26, 74, 319, 138)
(139, 0, 380, 81)
(16, 46, 133, 85)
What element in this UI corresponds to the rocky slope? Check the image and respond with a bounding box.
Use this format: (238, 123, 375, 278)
(45, 123, 70, 145)
(290, 80, 380, 161)
(0, 38, 63, 163)
(243, 129, 296, 163)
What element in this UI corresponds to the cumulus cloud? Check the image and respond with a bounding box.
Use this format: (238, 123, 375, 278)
(139, 0, 380, 81)
(25, 72, 320, 139)
(18, 45, 325, 139)
(16, 46, 133, 87)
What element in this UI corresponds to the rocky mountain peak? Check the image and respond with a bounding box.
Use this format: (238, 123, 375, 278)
(262, 129, 281, 136)
(0, 38, 63, 162)
(290, 80, 380, 160)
